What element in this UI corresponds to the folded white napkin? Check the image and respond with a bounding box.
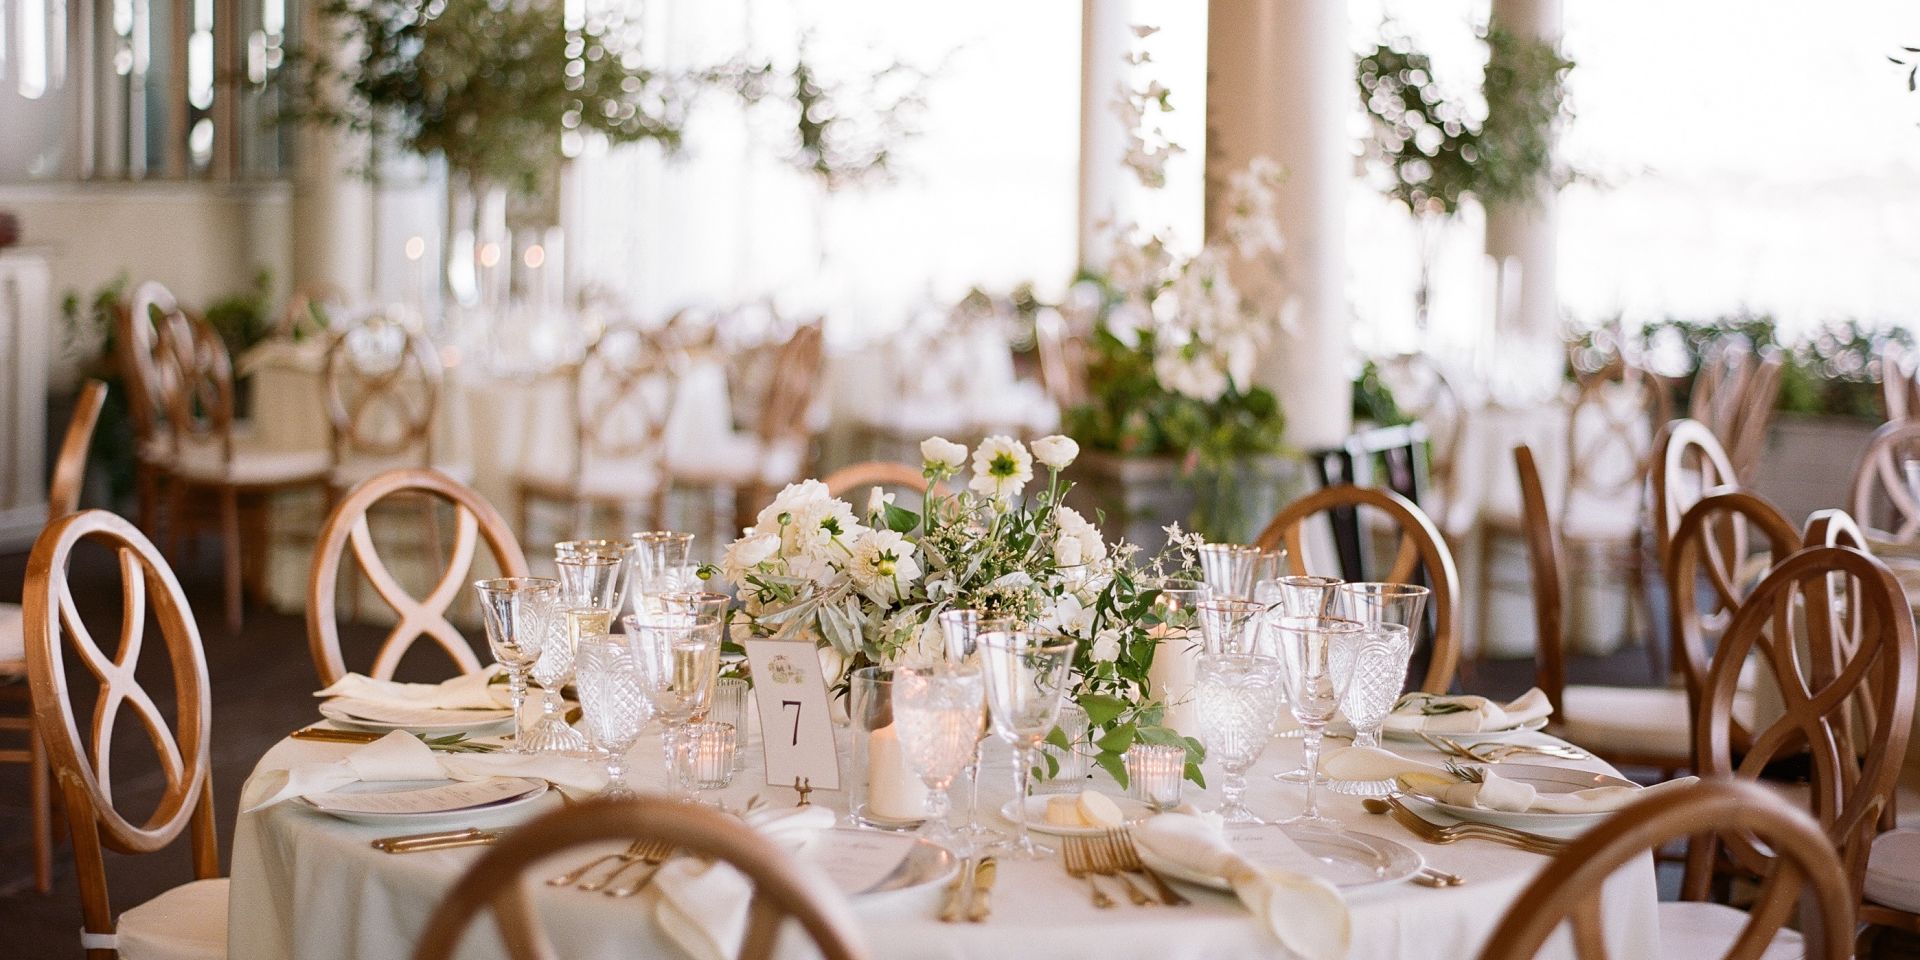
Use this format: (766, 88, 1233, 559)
(1320, 745, 1447, 782)
(1381, 688, 1554, 734)
(243, 731, 606, 811)
(1134, 811, 1349, 960)
(315, 668, 509, 710)
(1323, 745, 1697, 815)
(651, 806, 839, 960)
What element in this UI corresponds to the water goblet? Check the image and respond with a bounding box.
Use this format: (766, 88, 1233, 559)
(937, 609, 1014, 845)
(624, 612, 721, 799)
(630, 531, 695, 615)
(1195, 653, 1286, 823)
(1197, 598, 1267, 655)
(526, 553, 626, 755)
(979, 630, 1076, 860)
(1337, 582, 1430, 640)
(473, 577, 556, 753)
(893, 665, 988, 851)
(575, 633, 652, 797)
(1327, 623, 1414, 796)
(1197, 543, 1265, 601)
(1270, 616, 1367, 827)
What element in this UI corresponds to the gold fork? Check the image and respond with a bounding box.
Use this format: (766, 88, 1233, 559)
(547, 839, 648, 889)
(1061, 837, 1115, 909)
(604, 838, 679, 897)
(1103, 829, 1189, 906)
(1085, 834, 1153, 905)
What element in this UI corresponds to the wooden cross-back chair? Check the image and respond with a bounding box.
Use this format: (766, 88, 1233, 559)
(822, 461, 952, 501)
(119, 282, 183, 535)
(25, 510, 226, 960)
(1514, 443, 1690, 773)
(515, 323, 676, 541)
(1688, 342, 1784, 486)
(1563, 358, 1671, 524)
(1652, 418, 1741, 563)
(322, 317, 449, 489)
(0, 379, 107, 893)
(1033, 307, 1086, 410)
(411, 798, 867, 960)
(1253, 484, 1460, 693)
(1683, 545, 1916, 910)
(1882, 342, 1920, 423)
(1477, 779, 1852, 960)
(309, 468, 528, 685)
(1849, 418, 1920, 546)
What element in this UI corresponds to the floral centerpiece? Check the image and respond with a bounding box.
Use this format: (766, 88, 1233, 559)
(708, 435, 1205, 786)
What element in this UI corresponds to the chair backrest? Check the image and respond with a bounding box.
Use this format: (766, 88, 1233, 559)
(156, 311, 239, 464)
(1686, 545, 1916, 903)
(756, 323, 825, 446)
(1253, 483, 1460, 693)
(119, 281, 181, 446)
(1477, 779, 1852, 960)
(24, 510, 220, 954)
(822, 461, 951, 500)
(1665, 490, 1802, 718)
(412, 798, 868, 960)
(1033, 307, 1086, 410)
(569, 323, 678, 476)
(1562, 358, 1669, 523)
(1651, 418, 1740, 561)
(50, 381, 109, 520)
(1849, 418, 1920, 545)
(322, 318, 444, 464)
(1513, 444, 1568, 716)
(1882, 343, 1920, 423)
(308, 468, 529, 684)
(1689, 341, 1784, 485)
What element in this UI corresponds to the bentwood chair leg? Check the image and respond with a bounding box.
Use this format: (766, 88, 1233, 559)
(29, 729, 50, 893)
(136, 464, 159, 533)
(221, 486, 244, 632)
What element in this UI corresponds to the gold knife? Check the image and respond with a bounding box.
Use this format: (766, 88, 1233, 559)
(938, 857, 975, 923)
(965, 857, 997, 923)
(372, 828, 500, 853)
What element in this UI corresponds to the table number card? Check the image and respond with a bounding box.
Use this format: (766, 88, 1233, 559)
(743, 638, 842, 790)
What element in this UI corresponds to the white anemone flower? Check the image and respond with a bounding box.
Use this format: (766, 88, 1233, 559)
(968, 435, 1034, 501)
(848, 530, 921, 605)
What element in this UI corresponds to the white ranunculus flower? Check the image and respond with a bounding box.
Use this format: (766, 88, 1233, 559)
(1090, 630, 1122, 663)
(1054, 505, 1109, 566)
(848, 530, 921, 605)
(720, 532, 780, 583)
(1040, 594, 1096, 636)
(1054, 533, 1084, 568)
(920, 436, 968, 474)
(968, 435, 1034, 501)
(1030, 434, 1080, 471)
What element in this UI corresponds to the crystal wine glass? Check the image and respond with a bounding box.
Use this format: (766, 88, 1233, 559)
(1266, 575, 1345, 779)
(938, 609, 1014, 845)
(630, 531, 695, 617)
(979, 630, 1076, 860)
(1327, 623, 1414, 796)
(624, 612, 721, 799)
(575, 632, 651, 796)
(658, 591, 730, 622)
(1337, 582, 1430, 645)
(1197, 543, 1265, 601)
(526, 554, 626, 755)
(472, 577, 556, 753)
(1269, 616, 1366, 827)
(1195, 653, 1286, 823)
(1197, 598, 1267, 655)
(893, 665, 988, 851)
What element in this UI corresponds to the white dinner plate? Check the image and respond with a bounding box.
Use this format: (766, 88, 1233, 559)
(999, 795, 1155, 837)
(1383, 716, 1549, 744)
(1136, 823, 1422, 892)
(1397, 763, 1640, 831)
(803, 829, 959, 899)
(298, 777, 550, 828)
(318, 698, 516, 736)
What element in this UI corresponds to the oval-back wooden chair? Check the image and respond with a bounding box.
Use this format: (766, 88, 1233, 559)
(309, 468, 529, 685)
(120, 282, 183, 534)
(322, 318, 448, 489)
(1684, 546, 1917, 908)
(0, 379, 107, 892)
(672, 322, 826, 540)
(1253, 484, 1460, 693)
(1477, 779, 1852, 960)
(411, 798, 867, 960)
(1849, 418, 1920, 547)
(822, 461, 952, 500)
(1563, 358, 1671, 525)
(1651, 418, 1741, 563)
(1688, 341, 1784, 486)
(1514, 443, 1689, 773)
(1882, 342, 1920, 423)
(25, 510, 226, 959)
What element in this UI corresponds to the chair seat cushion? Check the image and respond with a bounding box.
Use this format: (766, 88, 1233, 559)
(1558, 684, 1757, 762)
(116, 877, 228, 960)
(171, 443, 330, 486)
(0, 602, 20, 662)
(1867, 828, 1920, 912)
(516, 460, 664, 502)
(331, 457, 475, 489)
(1658, 900, 1803, 960)
(666, 433, 804, 488)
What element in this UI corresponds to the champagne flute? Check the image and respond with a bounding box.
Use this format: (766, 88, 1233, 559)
(980, 630, 1076, 860)
(939, 609, 1013, 845)
(473, 577, 556, 753)
(624, 612, 721, 799)
(1270, 616, 1366, 827)
(575, 632, 652, 796)
(893, 665, 987, 851)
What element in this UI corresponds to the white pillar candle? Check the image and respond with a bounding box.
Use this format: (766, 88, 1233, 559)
(1146, 623, 1201, 740)
(865, 723, 929, 821)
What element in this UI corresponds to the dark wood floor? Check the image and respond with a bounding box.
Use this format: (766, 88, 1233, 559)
(0, 533, 1660, 958)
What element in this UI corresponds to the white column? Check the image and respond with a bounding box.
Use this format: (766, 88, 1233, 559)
(290, 3, 374, 297)
(1206, 0, 1351, 449)
(1483, 0, 1562, 342)
(1077, 0, 1134, 271)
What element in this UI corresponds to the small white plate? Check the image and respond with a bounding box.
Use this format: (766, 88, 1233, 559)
(1136, 823, 1422, 891)
(318, 698, 515, 736)
(1398, 763, 1639, 831)
(298, 777, 549, 828)
(1384, 716, 1550, 744)
(999, 795, 1154, 837)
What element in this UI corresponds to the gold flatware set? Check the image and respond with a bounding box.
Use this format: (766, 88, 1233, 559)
(544, 837, 678, 896)
(1058, 830, 1189, 909)
(1361, 796, 1567, 855)
(940, 856, 998, 922)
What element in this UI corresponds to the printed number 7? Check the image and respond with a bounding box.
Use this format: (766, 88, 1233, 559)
(781, 699, 802, 746)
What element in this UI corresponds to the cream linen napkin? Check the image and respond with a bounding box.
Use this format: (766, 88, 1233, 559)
(315, 667, 509, 711)
(1323, 746, 1697, 814)
(651, 806, 839, 960)
(243, 731, 606, 810)
(1380, 688, 1554, 734)
(1134, 811, 1349, 960)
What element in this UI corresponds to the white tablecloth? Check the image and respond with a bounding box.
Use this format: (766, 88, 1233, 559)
(229, 728, 1659, 960)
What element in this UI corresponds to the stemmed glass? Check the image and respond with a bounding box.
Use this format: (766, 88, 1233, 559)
(1269, 616, 1366, 827)
(624, 612, 721, 799)
(1327, 623, 1414, 796)
(979, 630, 1076, 860)
(1197, 543, 1266, 600)
(1266, 575, 1345, 781)
(1197, 598, 1266, 655)
(473, 577, 556, 753)
(525, 554, 626, 755)
(1194, 653, 1286, 823)
(630, 531, 696, 616)
(938, 609, 1011, 846)
(575, 633, 651, 796)
(658, 591, 730, 623)
(1338, 582, 1430, 643)
(893, 665, 988, 851)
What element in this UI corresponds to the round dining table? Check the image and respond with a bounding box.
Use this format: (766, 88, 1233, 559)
(228, 726, 1659, 960)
